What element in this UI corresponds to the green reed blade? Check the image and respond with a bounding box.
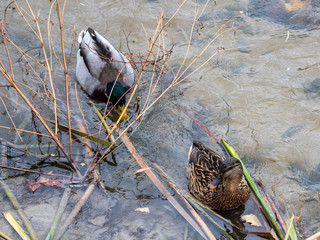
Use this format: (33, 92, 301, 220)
(91, 103, 115, 143)
(56, 123, 113, 147)
(221, 139, 284, 239)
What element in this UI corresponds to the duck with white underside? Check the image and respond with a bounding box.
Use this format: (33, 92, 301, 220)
(76, 27, 134, 120)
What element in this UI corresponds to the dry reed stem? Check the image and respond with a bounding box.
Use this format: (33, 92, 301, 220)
(0, 125, 51, 138)
(55, 183, 95, 240)
(258, 182, 288, 234)
(153, 163, 217, 239)
(16, 0, 58, 135)
(306, 231, 320, 240)
(56, 0, 72, 159)
(0, 231, 14, 240)
(118, 128, 208, 239)
(0, 165, 76, 178)
(0, 23, 80, 176)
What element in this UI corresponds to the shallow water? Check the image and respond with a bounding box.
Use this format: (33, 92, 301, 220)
(1, 0, 320, 239)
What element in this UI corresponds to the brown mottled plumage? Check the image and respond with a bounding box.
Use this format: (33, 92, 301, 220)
(186, 141, 250, 210)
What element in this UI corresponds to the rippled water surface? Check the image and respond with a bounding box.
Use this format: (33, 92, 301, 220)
(1, 0, 320, 239)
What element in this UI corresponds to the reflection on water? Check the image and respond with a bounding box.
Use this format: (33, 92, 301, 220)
(1, 0, 320, 239)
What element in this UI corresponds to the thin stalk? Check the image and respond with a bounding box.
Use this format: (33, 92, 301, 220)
(56, 0, 72, 158)
(0, 232, 14, 240)
(284, 215, 294, 240)
(55, 184, 95, 240)
(19, 0, 58, 135)
(45, 188, 71, 240)
(258, 181, 288, 234)
(306, 232, 320, 240)
(0, 125, 51, 138)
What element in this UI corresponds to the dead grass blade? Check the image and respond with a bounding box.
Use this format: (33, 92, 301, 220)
(284, 215, 295, 240)
(306, 231, 320, 240)
(118, 128, 209, 239)
(0, 181, 37, 240)
(0, 231, 14, 240)
(2, 211, 31, 240)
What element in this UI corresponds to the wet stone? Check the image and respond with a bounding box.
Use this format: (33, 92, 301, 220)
(303, 78, 320, 94)
(281, 123, 306, 139)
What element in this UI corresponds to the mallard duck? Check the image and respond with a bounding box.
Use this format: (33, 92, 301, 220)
(186, 141, 250, 210)
(76, 27, 134, 120)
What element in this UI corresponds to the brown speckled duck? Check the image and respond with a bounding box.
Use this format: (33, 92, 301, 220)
(186, 141, 250, 210)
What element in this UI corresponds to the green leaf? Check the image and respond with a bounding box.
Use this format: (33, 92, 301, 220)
(221, 139, 284, 240)
(56, 123, 113, 147)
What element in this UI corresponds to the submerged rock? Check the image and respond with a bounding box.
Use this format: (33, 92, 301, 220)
(303, 78, 320, 94)
(281, 123, 306, 139)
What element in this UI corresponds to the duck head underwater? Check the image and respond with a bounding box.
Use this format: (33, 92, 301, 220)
(76, 27, 134, 120)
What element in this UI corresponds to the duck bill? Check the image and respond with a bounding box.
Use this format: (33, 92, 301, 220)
(116, 105, 128, 121)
